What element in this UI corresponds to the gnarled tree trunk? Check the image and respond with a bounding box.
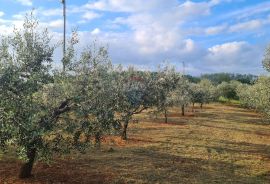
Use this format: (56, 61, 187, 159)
(95, 131, 101, 148)
(164, 109, 168, 123)
(19, 147, 36, 179)
(200, 103, 203, 109)
(181, 105, 185, 116)
(122, 120, 129, 140)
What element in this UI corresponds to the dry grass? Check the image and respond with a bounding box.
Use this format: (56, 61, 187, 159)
(0, 103, 270, 183)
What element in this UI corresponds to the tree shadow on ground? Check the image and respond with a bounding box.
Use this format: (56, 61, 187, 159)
(121, 148, 269, 184)
(0, 157, 113, 184)
(2, 147, 268, 184)
(196, 123, 270, 137)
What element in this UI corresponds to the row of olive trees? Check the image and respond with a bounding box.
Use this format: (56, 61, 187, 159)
(156, 76, 219, 122)
(0, 14, 252, 179)
(0, 15, 186, 178)
(162, 76, 251, 119)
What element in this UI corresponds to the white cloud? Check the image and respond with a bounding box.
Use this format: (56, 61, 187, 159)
(0, 0, 265, 75)
(208, 41, 247, 55)
(224, 1, 270, 20)
(0, 11, 4, 17)
(12, 14, 24, 20)
(203, 41, 264, 74)
(184, 39, 195, 52)
(84, 0, 165, 13)
(82, 11, 102, 21)
(0, 25, 13, 36)
(84, 0, 220, 15)
(91, 28, 101, 35)
(229, 20, 262, 33)
(40, 8, 62, 17)
(102, 0, 221, 54)
(205, 41, 264, 73)
(205, 24, 227, 35)
(179, 1, 211, 17)
(15, 0, 32, 6)
(47, 19, 63, 29)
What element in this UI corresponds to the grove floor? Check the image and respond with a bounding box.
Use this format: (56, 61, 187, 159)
(1, 103, 270, 184)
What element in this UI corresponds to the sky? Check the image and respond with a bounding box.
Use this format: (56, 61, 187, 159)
(0, 0, 270, 75)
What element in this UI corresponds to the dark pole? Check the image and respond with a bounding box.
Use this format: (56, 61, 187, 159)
(61, 0, 66, 71)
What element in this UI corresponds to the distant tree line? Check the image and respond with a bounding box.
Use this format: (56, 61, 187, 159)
(185, 73, 257, 85)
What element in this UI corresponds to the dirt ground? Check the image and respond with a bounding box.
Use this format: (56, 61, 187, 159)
(1, 103, 270, 184)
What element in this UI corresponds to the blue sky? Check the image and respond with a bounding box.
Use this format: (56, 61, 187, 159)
(0, 0, 270, 75)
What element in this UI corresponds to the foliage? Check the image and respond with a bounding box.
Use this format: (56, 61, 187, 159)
(171, 76, 191, 115)
(237, 77, 270, 118)
(217, 80, 241, 100)
(262, 45, 270, 72)
(0, 14, 55, 158)
(201, 73, 257, 85)
(154, 66, 180, 121)
(0, 14, 119, 177)
(189, 83, 205, 105)
(198, 79, 217, 104)
(184, 74, 201, 83)
(114, 67, 167, 139)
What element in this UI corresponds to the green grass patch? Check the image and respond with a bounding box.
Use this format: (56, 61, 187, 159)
(218, 96, 240, 105)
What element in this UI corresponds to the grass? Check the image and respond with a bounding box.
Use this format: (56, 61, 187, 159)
(218, 96, 240, 105)
(0, 103, 270, 183)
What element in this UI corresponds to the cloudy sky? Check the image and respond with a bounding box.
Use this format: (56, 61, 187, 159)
(0, 0, 269, 75)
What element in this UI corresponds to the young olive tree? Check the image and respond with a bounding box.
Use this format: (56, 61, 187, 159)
(115, 67, 158, 140)
(189, 83, 204, 111)
(154, 66, 180, 123)
(236, 83, 254, 108)
(197, 79, 216, 108)
(172, 76, 191, 116)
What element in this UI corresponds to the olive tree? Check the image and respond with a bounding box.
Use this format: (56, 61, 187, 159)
(154, 66, 180, 123)
(197, 79, 216, 108)
(67, 44, 120, 147)
(236, 83, 257, 108)
(114, 67, 158, 140)
(0, 15, 58, 178)
(237, 77, 270, 117)
(172, 77, 191, 116)
(189, 83, 205, 111)
(0, 15, 118, 178)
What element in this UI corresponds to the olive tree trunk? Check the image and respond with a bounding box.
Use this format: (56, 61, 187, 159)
(19, 147, 37, 179)
(164, 109, 168, 123)
(181, 105, 185, 116)
(95, 131, 101, 148)
(121, 119, 130, 140)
